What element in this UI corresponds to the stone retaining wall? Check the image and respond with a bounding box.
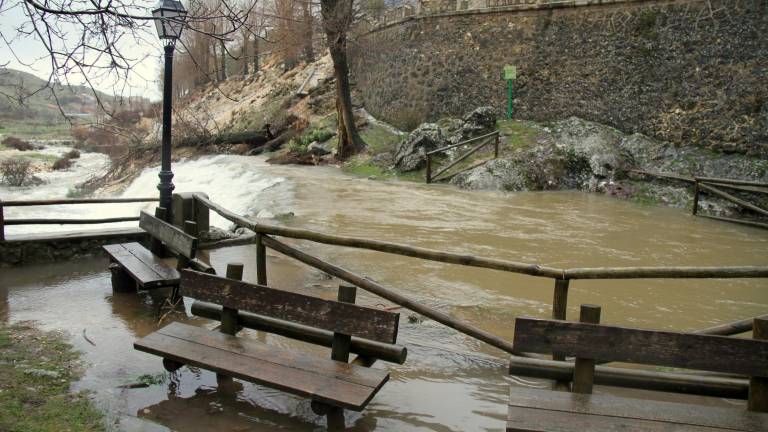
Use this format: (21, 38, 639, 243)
(0, 228, 148, 266)
(351, 0, 768, 154)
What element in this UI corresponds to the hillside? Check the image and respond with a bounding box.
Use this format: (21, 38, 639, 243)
(0, 68, 150, 123)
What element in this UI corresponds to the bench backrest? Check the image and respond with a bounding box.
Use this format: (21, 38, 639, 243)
(139, 211, 197, 259)
(513, 317, 768, 377)
(180, 269, 400, 344)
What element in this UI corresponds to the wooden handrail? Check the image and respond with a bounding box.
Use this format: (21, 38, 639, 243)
(695, 176, 768, 188)
(426, 130, 500, 156)
(0, 197, 157, 240)
(2, 197, 158, 206)
(426, 131, 500, 183)
(193, 194, 768, 280)
(5, 217, 140, 225)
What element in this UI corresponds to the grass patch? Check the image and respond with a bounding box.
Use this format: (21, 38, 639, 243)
(342, 156, 425, 182)
(360, 123, 401, 155)
(496, 119, 540, 151)
(0, 322, 106, 432)
(0, 120, 72, 140)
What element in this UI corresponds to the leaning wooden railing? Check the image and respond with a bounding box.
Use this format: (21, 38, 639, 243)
(188, 193, 767, 397)
(426, 131, 500, 183)
(0, 197, 159, 241)
(692, 176, 768, 229)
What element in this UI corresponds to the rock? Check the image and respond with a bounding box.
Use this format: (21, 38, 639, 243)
(23, 368, 60, 379)
(449, 106, 498, 143)
(451, 159, 528, 191)
(307, 141, 330, 156)
(551, 117, 625, 179)
(393, 123, 446, 172)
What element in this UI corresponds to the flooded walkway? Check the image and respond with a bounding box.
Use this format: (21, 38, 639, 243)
(2, 155, 767, 430)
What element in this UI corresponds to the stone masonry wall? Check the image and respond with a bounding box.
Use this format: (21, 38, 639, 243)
(350, 0, 768, 154)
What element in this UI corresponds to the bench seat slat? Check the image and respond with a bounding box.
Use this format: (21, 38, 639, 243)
(103, 243, 179, 288)
(513, 317, 768, 377)
(507, 387, 768, 432)
(180, 270, 399, 344)
(507, 405, 731, 432)
(134, 322, 389, 411)
(154, 322, 387, 388)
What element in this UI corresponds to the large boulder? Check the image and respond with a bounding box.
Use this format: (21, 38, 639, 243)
(450, 106, 497, 144)
(393, 123, 446, 172)
(550, 117, 625, 179)
(450, 159, 527, 191)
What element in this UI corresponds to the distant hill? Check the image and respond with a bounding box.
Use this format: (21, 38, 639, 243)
(0, 68, 151, 123)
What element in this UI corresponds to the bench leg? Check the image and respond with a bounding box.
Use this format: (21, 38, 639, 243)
(163, 358, 183, 373)
(311, 401, 345, 431)
(326, 407, 345, 431)
(109, 263, 135, 293)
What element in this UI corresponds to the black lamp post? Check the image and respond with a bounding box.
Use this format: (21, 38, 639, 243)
(152, 0, 187, 222)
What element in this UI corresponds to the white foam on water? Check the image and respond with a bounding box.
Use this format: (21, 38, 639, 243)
(3, 151, 286, 235)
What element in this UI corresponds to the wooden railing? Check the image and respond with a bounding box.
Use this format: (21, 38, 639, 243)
(0, 197, 159, 241)
(692, 176, 768, 229)
(425, 131, 500, 183)
(187, 192, 767, 398)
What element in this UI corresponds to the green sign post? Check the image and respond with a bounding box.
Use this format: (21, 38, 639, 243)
(503, 65, 516, 119)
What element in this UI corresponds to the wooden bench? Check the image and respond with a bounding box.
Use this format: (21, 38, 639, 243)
(134, 265, 402, 429)
(103, 210, 208, 292)
(507, 305, 768, 432)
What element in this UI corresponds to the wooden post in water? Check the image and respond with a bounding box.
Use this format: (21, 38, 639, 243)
(572, 304, 601, 394)
(692, 178, 700, 216)
(426, 153, 432, 184)
(326, 284, 357, 430)
(0, 199, 5, 241)
(150, 207, 168, 256)
(551, 279, 569, 361)
(217, 263, 244, 387)
(748, 317, 768, 412)
(255, 233, 267, 285)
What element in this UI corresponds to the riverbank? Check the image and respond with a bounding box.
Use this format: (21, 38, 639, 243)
(0, 321, 105, 431)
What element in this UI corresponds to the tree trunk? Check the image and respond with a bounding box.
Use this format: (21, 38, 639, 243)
(219, 40, 227, 81)
(241, 31, 249, 75)
(252, 33, 259, 73)
(302, 2, 314, 63)
(321, 0, 363, 160)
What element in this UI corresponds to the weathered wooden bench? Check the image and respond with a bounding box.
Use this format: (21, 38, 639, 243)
(507, 305, 768, 432)
(103, 210, 209, 292)
(134, 264, 402, 429)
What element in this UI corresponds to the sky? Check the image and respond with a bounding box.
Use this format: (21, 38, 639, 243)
(0, 0, 167, 101)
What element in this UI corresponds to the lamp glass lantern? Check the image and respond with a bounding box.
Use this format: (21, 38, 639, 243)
(152, 0, 188, 41)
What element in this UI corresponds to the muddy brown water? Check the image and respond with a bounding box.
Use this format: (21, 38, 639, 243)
(1, 157, 767, 431)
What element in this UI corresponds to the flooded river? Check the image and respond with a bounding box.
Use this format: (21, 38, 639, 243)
(1, 154, 767, 431)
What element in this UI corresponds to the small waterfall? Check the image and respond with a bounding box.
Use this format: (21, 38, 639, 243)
(2, 151, 287, 235)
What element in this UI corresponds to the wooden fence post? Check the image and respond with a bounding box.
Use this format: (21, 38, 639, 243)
(0, 199, 4, 241)
(193, 193, 210, 234)
(572, 304, 601, 394)
(217, 262, 244, 387)
(692, 178, 700, 216)
(426, 153, 432, 184)
(256, 233, 267, 285)
(748, 317, 768, 412)
(494, 135, 499, 159)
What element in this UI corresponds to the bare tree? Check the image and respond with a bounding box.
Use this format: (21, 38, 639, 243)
(320, 0, 363, 160)
(1, 0, 255, 114)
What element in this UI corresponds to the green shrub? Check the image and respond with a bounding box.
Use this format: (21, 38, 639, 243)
(287, 128, 335, 154)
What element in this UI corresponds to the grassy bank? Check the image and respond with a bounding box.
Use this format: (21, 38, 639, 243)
(0, 120, 72, 140)
(0, 322, 105, 432)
